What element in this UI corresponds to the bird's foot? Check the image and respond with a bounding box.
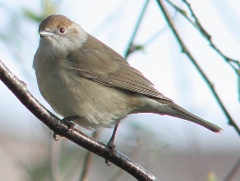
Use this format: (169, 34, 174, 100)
(107, 140, 116, 153)
(105, 135, 117, 166)
(62, 116, 78, 131)
(53, 116, 79, 141)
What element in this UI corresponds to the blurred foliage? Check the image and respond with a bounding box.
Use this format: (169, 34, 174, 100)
(28, 144, 85, 181)
(23, 0, 60, 23)
(207, 172, 219, 181)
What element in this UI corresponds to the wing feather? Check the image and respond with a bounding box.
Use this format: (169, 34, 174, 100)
(66, 36, 171, 101)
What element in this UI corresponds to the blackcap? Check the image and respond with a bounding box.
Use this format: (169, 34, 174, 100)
(33, 15, 221, 135)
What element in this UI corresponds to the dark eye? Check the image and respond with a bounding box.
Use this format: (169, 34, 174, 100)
(59, 27, 65, 33)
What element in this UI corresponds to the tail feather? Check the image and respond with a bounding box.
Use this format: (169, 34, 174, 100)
(157, 100, 222, 132)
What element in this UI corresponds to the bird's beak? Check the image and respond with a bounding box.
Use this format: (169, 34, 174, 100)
(39, 30, 53, 38)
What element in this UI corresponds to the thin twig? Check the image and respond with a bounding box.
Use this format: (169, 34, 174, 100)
(0, 59, 160, 181)
(144, 26, 168, 47)
(165, 0, 239, 74)
(182, 0, 240, 101)
(124, 0, 150, 58)
(165, 0, 204, 30)
(79, 131, 100, 181)
(155, 0, 240, 136)
(223, 156, 240, 181)
(184, 0, 239, 72)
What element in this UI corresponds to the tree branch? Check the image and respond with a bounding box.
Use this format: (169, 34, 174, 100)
(124, 0, 150, 58)
(165, 0, 239, 74)
(166, 0, 240, 101)
(0, 59, 159, 181)
(182, 0, 239, 71)
(79, 131, 99, 181)
(155, 0, 240, 136)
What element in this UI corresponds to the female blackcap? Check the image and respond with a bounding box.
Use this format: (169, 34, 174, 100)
(34, 15, 221, 133)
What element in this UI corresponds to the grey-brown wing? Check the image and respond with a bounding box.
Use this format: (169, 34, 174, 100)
(108, 61, 169, 100)
(67, 48, 171, 101)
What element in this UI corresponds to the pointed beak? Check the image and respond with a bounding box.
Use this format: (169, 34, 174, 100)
(39, 30, 53, 38)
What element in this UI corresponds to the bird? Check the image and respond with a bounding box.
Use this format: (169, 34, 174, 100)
(33, 14, 221, 146)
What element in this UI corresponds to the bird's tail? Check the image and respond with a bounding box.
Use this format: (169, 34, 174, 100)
(157, 99, 222, 133)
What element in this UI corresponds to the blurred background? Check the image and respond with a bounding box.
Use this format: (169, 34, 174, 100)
(0, 0, 239, 180)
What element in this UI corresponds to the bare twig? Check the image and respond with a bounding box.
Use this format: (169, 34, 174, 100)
(181, 0, 240, 101)
(224, 156, 240, 181)
(0, 59, 160, 181)
(165, 0, 239, 74)
(124, 0, 150, 58)
(155, 0, 240, 136)
(182, 0, 239, 70)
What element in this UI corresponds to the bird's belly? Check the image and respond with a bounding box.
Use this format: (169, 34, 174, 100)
(37, 71, 140, 129)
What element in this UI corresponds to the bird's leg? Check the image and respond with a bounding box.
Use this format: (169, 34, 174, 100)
(53, 116, 79, 141)
(105, 121, 120, 166)
(107, 121, 120, 151)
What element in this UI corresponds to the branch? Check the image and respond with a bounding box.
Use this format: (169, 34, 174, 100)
(79, 131, 99, 181)
(0, 59, 159, 181)
(124, 0, 150, 58)
(224, 156, 240, 181)
(155, 0, 240, 136)
(182, 0, 239, 72)
(181, 0, 240, 102)
(166, 0, 240, 100)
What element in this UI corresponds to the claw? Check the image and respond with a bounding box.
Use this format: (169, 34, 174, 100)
(107, 141, 116, 153)
(105, 141, 117, 166)
(105, 159, 111, 166)
(52, 116, 79, 141)
(62, 116, 79, 131)
(53, 133, 62, 141)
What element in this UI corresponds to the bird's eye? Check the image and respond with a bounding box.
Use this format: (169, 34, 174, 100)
(59, 27, 65, 33)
